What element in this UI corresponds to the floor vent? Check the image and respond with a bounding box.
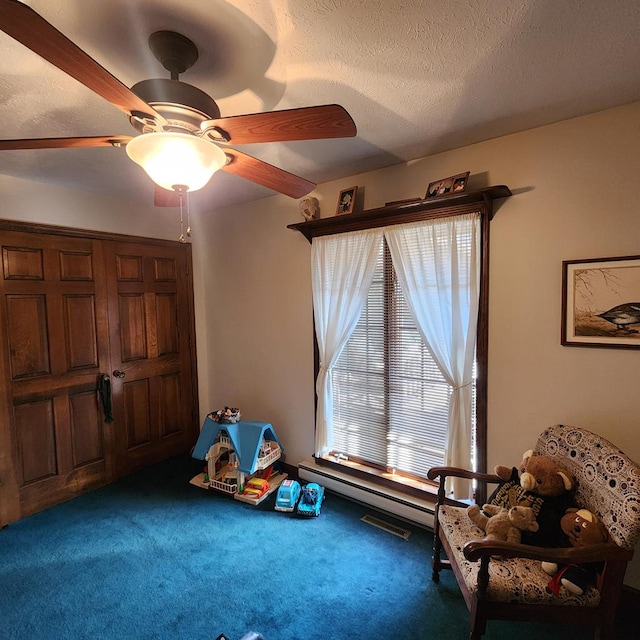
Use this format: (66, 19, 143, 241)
(361, 514, 411, 540)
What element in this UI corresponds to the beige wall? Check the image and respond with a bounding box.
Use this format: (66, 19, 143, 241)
(0, 175, 180, 240)
(201, 102, 640, 467)
(197, 102, 640, 586)
(2, 101, 639, 586)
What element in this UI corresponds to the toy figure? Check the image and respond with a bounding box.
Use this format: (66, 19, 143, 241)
(297, 483, 324, 516)
(299, 196, 320, 221)
(542, 508, 609, 595)
(210, 406, 241, 423)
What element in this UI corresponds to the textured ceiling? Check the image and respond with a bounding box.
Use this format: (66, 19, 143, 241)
(2, 0, 640, 210)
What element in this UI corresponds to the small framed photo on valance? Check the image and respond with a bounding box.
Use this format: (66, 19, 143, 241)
(425, 171, 470, 198)
(336, 186, 357, 215)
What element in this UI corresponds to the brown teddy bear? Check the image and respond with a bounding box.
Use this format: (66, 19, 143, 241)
(488, 450, 575, 547)
(467, 503, 539, 544)
(542, 508, 609, 595)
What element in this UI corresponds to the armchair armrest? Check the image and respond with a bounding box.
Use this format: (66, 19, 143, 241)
(427, 466, 502, 507)
(463, 540, 633, 564)
(427, 466, 502, 485)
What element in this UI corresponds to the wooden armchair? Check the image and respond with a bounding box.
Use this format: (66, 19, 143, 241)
(427, 425, 640, 640)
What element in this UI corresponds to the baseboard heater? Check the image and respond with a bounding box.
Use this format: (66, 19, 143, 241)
(298, 459, 434, 530)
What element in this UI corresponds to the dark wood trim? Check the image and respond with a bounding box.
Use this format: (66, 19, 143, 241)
(476, 204, 491, 501)
(184, 243, 200, 435)
(0, 218, 186, 247)
(287, 185, 511, 242)
(315, 455, 439, 505)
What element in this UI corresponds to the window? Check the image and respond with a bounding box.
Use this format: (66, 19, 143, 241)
(296, 190, 505, 498)
(330, 235, 475, 483)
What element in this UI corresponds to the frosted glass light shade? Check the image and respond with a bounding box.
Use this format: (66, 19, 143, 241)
(126, 132, 226, 192)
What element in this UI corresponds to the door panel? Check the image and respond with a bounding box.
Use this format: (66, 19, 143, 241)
(2, 245, 44, 279)
(64, 294, 99, 369)
(14, 399, 56, 484)
(6, 294, 50, 377)
(105, 240, 198, 476)
(123, 378, 152, 448)
(0, 231, 114, 520)
(118, 293, 147, 360)
(59, 250, 94, 281)
(156, 293, 179, 355)
(69, 389, 105, 466)
(159, 372, 182, 437)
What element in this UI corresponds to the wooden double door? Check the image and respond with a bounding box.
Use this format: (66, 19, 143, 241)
(0, 223, 199, 526)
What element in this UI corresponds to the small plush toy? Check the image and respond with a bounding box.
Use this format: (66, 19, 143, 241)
(299, 196, 320, 221)
(542, 508, 609, 595)
(210, 407, 241, 424)
(467, 503, 539, 544)
(488, 449, 575, 547)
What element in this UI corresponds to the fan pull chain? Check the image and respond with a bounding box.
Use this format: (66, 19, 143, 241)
(178, 191, 185, 243)
(174, 185, 189, 243)
(186, 193, 192, 237)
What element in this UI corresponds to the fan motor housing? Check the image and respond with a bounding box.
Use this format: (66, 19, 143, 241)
(130, 78, 221, 134)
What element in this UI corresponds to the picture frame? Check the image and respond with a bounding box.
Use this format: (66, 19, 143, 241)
(562, 255, 640, 349)
(425, 171, 470, 198)
(336, 186, 357, 215)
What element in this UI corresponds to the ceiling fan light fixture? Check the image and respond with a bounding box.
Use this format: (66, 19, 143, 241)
(126, 132, 226, 192)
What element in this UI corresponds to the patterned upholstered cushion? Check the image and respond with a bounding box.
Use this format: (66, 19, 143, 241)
(535, 425, 640, 550)
(438, 504, 601, 606)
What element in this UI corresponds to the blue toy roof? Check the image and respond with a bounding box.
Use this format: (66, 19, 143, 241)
(192, 418, 282, 474)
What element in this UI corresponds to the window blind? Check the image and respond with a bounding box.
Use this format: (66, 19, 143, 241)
(331, 231, 476, 481)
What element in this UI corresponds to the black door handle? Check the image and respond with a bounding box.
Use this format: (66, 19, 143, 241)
(98, 374, 114, 423)
(112, 370, 126, 378)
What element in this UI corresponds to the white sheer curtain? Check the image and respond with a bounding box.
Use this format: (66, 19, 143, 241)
(384, 213, 481, 499)
(311, 229, 383, 457)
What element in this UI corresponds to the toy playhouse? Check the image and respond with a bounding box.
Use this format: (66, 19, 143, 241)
(191, 417, 287, 505)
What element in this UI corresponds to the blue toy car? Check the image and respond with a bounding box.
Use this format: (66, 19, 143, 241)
(274, 479, 301, 512)
(296, 482, 324, 517)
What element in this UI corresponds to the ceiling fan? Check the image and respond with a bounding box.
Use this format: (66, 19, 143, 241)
(0, 0, 357, 207)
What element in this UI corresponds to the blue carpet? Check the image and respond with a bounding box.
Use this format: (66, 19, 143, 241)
(0, 455, 631, 640)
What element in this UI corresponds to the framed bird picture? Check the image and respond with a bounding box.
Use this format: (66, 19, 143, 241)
(562, 255, 640, 349)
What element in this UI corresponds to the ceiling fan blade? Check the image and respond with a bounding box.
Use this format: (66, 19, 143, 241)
(222, 149, 315, 198)
(0, 0, 164, 124)
(0, 135, 132, 150)
(201, 104, 356, 145)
